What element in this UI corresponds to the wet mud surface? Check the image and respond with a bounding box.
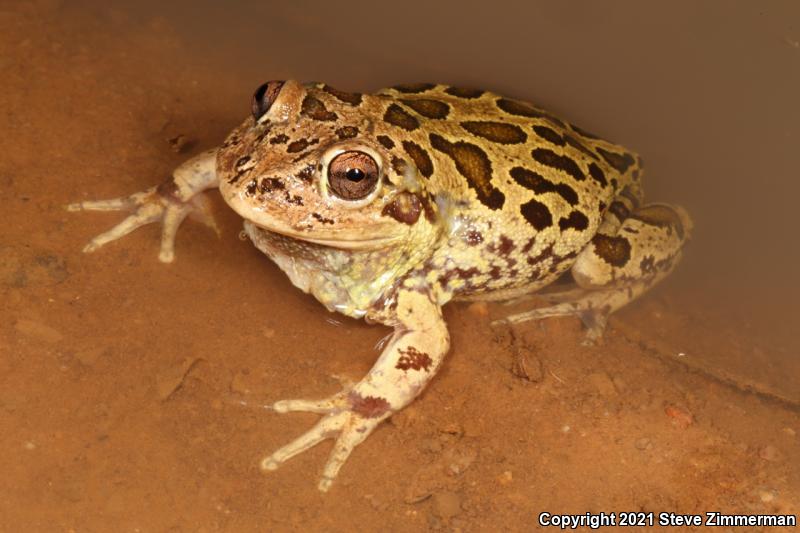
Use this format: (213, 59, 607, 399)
(2, 1, 798, 531)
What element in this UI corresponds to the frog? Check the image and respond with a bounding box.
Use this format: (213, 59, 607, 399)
(68, 80, 692, 491)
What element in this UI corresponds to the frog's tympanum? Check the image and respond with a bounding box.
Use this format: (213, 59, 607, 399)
(70, 81, 692, 491)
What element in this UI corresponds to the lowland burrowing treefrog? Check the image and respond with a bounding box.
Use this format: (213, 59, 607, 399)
(70, 80, 691, 491)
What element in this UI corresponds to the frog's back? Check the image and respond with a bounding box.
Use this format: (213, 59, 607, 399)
(367, 84, 643, 297)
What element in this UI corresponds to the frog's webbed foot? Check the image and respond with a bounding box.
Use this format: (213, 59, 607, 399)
(261, 288, 449, 491)
(262, 392, 389, 491)
(67, 149, 219, 263)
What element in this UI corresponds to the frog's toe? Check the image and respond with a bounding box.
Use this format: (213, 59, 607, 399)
(272, 394, 347, 414)
(82, 202, 164, 253)
(261, 408, 380, 492)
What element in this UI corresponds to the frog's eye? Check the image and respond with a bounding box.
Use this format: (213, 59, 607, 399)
(327, 151, 380, 201)
(251, 80, 285, 121)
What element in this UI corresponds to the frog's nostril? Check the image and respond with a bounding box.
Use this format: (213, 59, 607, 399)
(251, 80, 285, 122)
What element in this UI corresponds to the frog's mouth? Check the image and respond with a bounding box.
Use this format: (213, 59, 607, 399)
(225, 196, 404, 251)
(244, 220, 402, 251)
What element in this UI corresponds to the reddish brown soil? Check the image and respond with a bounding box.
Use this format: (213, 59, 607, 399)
(2, 2, 798, 531)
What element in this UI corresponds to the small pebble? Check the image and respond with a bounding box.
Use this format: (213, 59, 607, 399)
(432, 491, 461, 521)
(634, 437, 652, 451)
(665, 405, 693, 428)
(497, 470, 513, 485)
(758, 445, 780, 462)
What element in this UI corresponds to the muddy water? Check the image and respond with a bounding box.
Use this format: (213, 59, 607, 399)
(1, 1, 798, 530)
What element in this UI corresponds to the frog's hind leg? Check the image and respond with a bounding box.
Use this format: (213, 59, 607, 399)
(496, 203, 692, 343)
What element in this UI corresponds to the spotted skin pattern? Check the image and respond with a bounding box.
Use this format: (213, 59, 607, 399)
(68, 80, 692, 492)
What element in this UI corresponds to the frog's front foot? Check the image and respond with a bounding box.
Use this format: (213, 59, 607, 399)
(262, 390, 392, 491)
(261, 288, 449, 491)
(68, 149, 219, 262)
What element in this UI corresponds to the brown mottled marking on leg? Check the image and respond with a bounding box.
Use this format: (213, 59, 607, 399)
(444, 86, 484, 99)
(381, 192, 422, 225)
(348, 392, 391, 418)
(335, 126, 359, 140)
(377, 135, 395, 149)
(640, 255, 656, 275)
(531, 148, 585, 181)
(532, 125, 565, 146)
(269, 133, 289, 145)
(400, 98, 450, 119)
(301, 95, 337, 121)
(510, 167, 579, 206)
(322, 85, 363, 105)
(401, 140, 434, 178)
(597, 147, 636, 173)
(559, 211, 589, 231)
(520, 198, 553, 230)
(384, 104, 420, 131)
(392, 83, 436, 93)
(156, 179, 180, 201)
(461, 121, 527, 144)
(429, 133, 505, 210)
(608, 200, 630, 221)
(629, 205, 686, 239)
(395, 346, 433, 371)
(593, 234, 631, 267)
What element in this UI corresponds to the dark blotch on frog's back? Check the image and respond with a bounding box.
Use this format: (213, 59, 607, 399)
(444, 86, 484, 99)
(301, 95, 338, 121)
(495, 98, 566, 128)
(461, 121, 527, 144)
(286, 138, 318, 153)
(400, 98, 450, 119)
(533, 125, 566, 146)
(402, 140, 434, 178)
(429, 133, 505, 210)
(519, 198, 553, 230)
(531, 147, 585, 181)
(510, 167, 579, 206)
(588, 162, 607, 187)
(384, 104, 420, 131)
(558, 211, 590, 231)
(392, 83, 437, 94)
(597, 147, 636, 174)
(377, 135, 395, 149)
(322, 85, 363, 106)
(336, 126, 359, 140)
